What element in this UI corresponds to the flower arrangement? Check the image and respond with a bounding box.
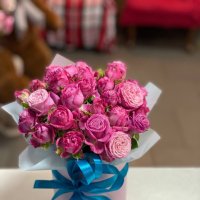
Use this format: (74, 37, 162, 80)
(15, 59, 150, 163)
(3, 55, 161, 200)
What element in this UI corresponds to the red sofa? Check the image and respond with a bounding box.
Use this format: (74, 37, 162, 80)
(120, 0, 200, 28)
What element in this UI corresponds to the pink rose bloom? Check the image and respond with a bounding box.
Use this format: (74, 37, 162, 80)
(56, 131, 85, 158)
(117, 81, 146, 109)
(30, 124, 55, 148)
(89, 98, 105, 114)
(48, 105, 73, 130)
(76, 62, 96, 97)
(85, 114, 111, 154)
(108, 106, 130, 132)
(15, 89, 30, 105)
(29, 79, 46, 92)
(102, 90, 118, 107)
(18, 109, 36, 134)
(64, 64, 78, 78)
(131, 110, 150, 133)
(98, 77, 114, 93)
(28, 89, 55, 115)
(105, 61, 127, 81)
(61, 84, 84, 110)
(103, 131, 131, 162)
(43, 66, 69, 93)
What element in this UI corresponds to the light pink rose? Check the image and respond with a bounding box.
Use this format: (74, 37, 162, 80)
(117, 81, 146, 109)
(18, 109, 36, 134)
(48, 105, 73, 130)
(102, 90, 118, 107)
(29, 79, 46, 92)
(131, 110, 150, 133)
(61, 84, 84, 110)
(103, 131, 131, 162)
(43, 66, 69, 93)
(85, 114, 111, 154)
(105, 61, 127, 81)
(56, 131, 85, 158)
(108, 106, 130, 132)
(30, 124, 55, 148)
(28, 89, 55, 115)
(98, 77, 114, 93)
(15, 89, 30, 105)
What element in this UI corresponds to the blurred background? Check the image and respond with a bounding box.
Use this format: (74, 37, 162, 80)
(0, 0, 200, 168)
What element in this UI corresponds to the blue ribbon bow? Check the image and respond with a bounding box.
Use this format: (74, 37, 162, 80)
(34, 153, 129, 200)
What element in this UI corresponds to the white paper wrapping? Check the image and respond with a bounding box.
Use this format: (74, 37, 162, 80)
(2, 54, 162, 170)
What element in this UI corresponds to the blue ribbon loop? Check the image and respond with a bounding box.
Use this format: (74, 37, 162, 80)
(34, 153, 129, 200)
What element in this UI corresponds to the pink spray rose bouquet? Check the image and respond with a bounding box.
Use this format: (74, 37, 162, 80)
(15, 59, 150, 162)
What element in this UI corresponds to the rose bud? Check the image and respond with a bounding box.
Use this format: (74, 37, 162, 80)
(85, 114, 111, 154)
(108, 106, 130, 132)
(29, 79, 46, 92)
(56, 131, 85, 158)
(102, 90, 118, 107)
(15, 89, 30, 105)
(43, 66, 69, 93)
(61, 84, 84, 110)
(103, 131, 131, 162)
(97, 77, 114, 93)
(18, 109, 36, 134)
(131, 110, 150, 133)
(48, 105, 73, 130)
(117, 81, 146, 109)
(30, 124, 55, 148)
(105, 61, 127, 81)
(28, 89, 55, 115)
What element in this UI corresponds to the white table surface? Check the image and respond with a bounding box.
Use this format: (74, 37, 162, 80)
(0, 168, 200, 200)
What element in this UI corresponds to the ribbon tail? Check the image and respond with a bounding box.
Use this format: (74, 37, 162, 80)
(70, 192, 110, 200)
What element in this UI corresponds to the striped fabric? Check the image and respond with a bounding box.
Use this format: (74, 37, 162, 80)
(46, 0, 116, 51)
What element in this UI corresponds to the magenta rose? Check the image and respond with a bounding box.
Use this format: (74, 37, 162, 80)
(28, 89, 55, 115)
(76, 62, 96, 97)
(98, 77, 114, 93)
(30, 124, 55, 148)
(56, 131, 85, 158)
(64, 64, 78, 78)
(43, 66, 69, 93)
(117, 81, 146, 109)
(131, 110, 150, 133)
(85, 114, 111, 154)
(90, 98, 105, 114)
(105, 61, 127, 81)
(102, 90, 118, 107)
(108, 106, 130, 132)
(15, 89, 30, 105)
(18, 109, 36, 134)
(48, 105, 73, 130)
(61, 84, 84, 110)
(103, 131, 131, 162)
(29, 79, 46, 92)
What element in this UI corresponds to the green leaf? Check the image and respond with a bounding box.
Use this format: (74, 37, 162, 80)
(131, 134, 140, 149)
(42, 142, 51, 150)
(21, 102, 29, 108)
(97, 68, 105, 78)
(72, 152, 83, 159)
(133, 134, 140, 141)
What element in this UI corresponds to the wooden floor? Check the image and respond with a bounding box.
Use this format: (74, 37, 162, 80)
(1, 41, 200, 168)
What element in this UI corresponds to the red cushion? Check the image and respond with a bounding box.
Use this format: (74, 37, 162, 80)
(120, 0, 200, 28)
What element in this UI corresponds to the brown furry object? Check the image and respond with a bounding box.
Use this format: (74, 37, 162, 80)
(0, 0, 62, 103)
